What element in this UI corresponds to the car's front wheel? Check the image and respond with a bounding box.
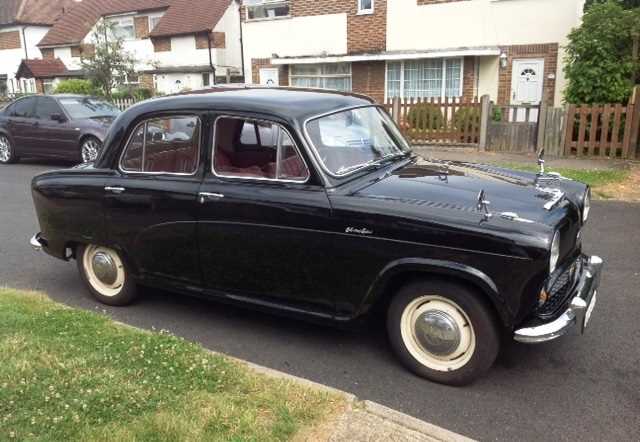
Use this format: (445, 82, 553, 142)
(77, 244, 138, 306)
(0, 134, 18, 164)
(80, 137, 102, 163)
(387, 280, 499, 385)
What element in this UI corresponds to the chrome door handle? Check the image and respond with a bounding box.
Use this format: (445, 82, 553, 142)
(105, 186, 125, 194)
(198, 192, 224, 204)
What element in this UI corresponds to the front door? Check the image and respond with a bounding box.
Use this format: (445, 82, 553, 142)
(259, 68, 279, 86)
(197, 114, 334, 316)
(104, 113, 205, 288)
(32, 96, 79, 158)
(511, 58, 544, 122)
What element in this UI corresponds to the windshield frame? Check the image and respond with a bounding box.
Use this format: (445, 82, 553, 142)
(57, 96, 121, 120)
(303, 104, 412, 179)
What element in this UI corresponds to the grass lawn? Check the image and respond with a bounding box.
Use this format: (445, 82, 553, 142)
(496, 163, 631, 198)
(0, 289, 341, 441)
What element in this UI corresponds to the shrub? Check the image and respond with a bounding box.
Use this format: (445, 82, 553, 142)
(491, 107, 503, 122)
(53, 79, 99, 96)
(132, 88, 152, 101)
(452, 107, 481, 130)
(405, 103, 445, 131)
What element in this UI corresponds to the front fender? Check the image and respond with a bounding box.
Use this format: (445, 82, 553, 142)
(358, 257, 512, 327)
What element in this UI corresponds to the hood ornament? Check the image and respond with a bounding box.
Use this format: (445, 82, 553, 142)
(537, 148, 546, 176)
(476, 189, 492, 220)
(535, 148, 569, 182)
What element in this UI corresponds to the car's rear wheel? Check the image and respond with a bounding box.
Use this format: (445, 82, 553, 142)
(80, 137, 102, 163)
(387, 280, 499, 385)
(0, 134, 17, 164)
(77, 244, 137, 306)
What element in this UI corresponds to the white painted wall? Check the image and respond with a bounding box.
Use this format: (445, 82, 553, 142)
(0, 25, 50, 93)
(387, 0, 585, 104)
(242, 13, 348, 81)
(478, 56, 499, 100)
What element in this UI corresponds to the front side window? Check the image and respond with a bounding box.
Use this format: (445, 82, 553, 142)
(109, 17, 135, 40)
(358, 0, 374, 14)
(290, 63, 352, 92)
(386, 58, 463, 100)
(244, 0, 290, 20)
(214, 116, 309, 182)
(58, 97, 120, 119)
(121, 116, 200, 174)
(34, 97, 63, 120)
(306, 106, 410, 176)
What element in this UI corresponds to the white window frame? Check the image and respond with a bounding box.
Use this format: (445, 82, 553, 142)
(43, 79, 55, 95)
(244, 0, 291, 21)
(384, 58, 464, 102)
(148, 14, 163, 32)
(289, 63, 352, 92)
(357, 0, 374, 15)
(108, 16, 135, 41)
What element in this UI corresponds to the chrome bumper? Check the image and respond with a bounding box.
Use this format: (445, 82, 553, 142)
(514, 255, 603, 344)
(30, 233, 44, 251)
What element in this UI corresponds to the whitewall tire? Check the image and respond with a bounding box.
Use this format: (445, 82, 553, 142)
(77, 244, 138, 306)
(387, 280, 499, 385)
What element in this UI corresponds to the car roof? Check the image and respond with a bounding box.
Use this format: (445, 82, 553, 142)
(142, 86, 376, 123)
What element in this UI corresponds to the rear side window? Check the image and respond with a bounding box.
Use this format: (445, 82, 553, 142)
(8, 97, 35, 118)
(120, 115, 200, 174)
(213, 116, 309, 182)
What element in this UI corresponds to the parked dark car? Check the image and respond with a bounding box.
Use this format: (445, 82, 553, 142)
(0, 94, 120, 164)
(30, 87, 602, 385)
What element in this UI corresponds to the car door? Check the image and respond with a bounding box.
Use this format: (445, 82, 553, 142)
(104, 113, 205, 289)
(5, 96, 37, 153)
(197, 114, 335, 316)
(32, 96, 79, 159)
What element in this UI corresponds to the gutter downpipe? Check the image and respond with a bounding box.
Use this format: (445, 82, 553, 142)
(207, 32, 217, 86)
(238, 1, 245, 83)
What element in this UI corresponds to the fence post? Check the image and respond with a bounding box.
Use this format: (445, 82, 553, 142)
(536, 102, 548, 154)
(391, 97, 400, 124)
(478, 94, 491, 151)
(629, 85, 640, 159)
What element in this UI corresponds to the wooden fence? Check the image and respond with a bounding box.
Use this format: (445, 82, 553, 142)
(563, 90, 640, 159)
(112, 97, 139, 111)
(386, 96, 482, 146)
(487, 104, 539, 153)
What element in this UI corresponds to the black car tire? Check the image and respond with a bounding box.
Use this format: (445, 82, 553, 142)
(0, 134, 18, 164)
(76, 244, 138, 306)
(80, 137, 102, 163)
(387, 279, 500, 386)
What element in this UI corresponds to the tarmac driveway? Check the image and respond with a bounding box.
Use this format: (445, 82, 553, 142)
(1, 161, 639, 441)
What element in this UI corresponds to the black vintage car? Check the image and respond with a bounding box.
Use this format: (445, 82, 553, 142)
(30, 87, 602, 385)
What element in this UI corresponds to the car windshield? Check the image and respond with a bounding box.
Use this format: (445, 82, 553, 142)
(57, 97, 120, 119)
(305, 106, 411, 176)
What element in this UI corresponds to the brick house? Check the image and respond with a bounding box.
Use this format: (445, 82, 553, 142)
(242, 0, 585, 106)
(0, 0, 77, 96)
(35, 0, 243, 95)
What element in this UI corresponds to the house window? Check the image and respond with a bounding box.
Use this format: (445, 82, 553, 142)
(290, 63, 351, 92)
(357, 0, 374, 14)
(386, 58, 463, 100)
(202, 73, 213, 87)
(0, 75, 7, 97)
(110, 16, 135, 40)
(149, 15, 162, 31)
(43, 80, 55, 95)
(244, 0, 290, 21)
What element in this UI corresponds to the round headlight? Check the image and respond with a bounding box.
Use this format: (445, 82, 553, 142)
(582, 188, 591, 223)
(550, 231, 560, 274)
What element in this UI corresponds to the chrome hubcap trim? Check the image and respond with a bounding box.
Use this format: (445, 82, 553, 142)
(0, 136, 10, 162)
(415, 310, 461, 357)
(91, 252, 118, 285)
(82, 139, 100, 162)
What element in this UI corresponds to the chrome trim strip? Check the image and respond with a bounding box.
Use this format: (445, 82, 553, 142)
(117, 114, 202, 177)
(211, 115, 311, 184)
(302, 104, 410, 179)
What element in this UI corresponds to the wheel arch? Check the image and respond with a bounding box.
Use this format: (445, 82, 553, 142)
(361, 258, 512, 328)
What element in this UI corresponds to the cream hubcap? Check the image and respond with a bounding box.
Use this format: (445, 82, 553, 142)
(400, 295, 476, 372)
(82, 245, 125, 297)
(0, 135, 10, 162)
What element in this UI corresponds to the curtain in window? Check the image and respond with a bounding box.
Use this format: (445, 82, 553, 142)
(445, 58, 462, 98)
(290, 63, 352, 92)
(386, 58, 463, 100)
(387, 62, 401, 98)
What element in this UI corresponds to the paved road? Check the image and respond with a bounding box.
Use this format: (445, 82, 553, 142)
(1, 162, 639, 441)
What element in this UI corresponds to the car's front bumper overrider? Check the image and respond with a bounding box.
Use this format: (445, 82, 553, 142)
(514, 255, 603, 343)
(30, 233, 45, 252)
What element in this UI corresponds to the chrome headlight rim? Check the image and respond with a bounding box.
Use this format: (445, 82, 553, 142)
(549, 231, 560, 274)
(582, 187, 591, 223)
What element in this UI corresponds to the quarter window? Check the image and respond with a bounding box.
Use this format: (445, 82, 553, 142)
(213, 117, 309, 182)
(386, 58, 463, 100)
(121, 116, 200, 174)
(244, 0, 290, 20)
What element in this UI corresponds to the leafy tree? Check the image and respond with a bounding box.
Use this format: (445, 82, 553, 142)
(81, 20, 136, 100)
(53, 79, 100, 96)
(585, 0, 640, 10)
(564, 1, 640, 104)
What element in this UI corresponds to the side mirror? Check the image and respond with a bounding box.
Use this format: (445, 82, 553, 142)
(51, 113, 66, 122)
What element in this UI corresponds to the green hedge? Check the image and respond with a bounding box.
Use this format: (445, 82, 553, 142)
(53, 79, 99, 96)
(452, 107, 481, 130)
(405, 104, 445, 131)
